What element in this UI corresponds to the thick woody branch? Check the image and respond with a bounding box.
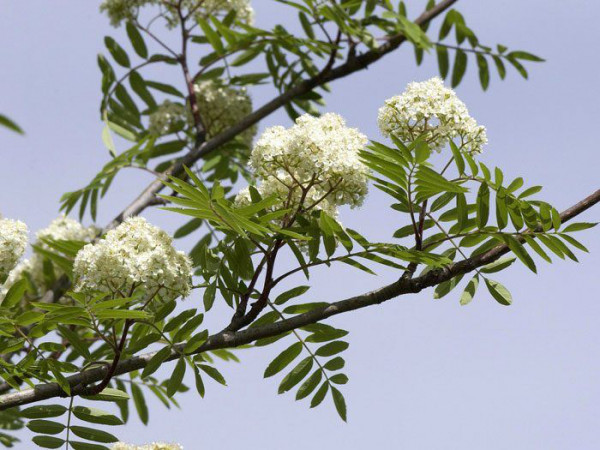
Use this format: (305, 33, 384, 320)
(1, 188, 597, 411)
(107, 0, 458, 229)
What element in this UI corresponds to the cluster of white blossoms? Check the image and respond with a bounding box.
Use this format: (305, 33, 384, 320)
(148, 100, 187, 136)
(112, 443, 182, 450)
(100, 0, 253, 28)
(147, 81, 256, 148)
(377, 77, 488, 154)
(236, 113, 369, 218)
(73, 217, 192, 302)
(0, 217, 28, 280)
(193, 80, 256, 147)
(1, 216, 97, 298)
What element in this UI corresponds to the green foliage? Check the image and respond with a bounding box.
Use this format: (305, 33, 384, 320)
(0, 2, 595, 448)
(364, 135, 592, 307)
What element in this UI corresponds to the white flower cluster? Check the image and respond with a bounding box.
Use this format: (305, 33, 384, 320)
(73, 217, 192, 302)
(0, 217, 28, 280)
(201, 0, 254, 24)
(36, 215, 98, 245)
(1, 216, 97, 299)
(148, 100, 186, 136)
(112, 443, 183, 450)
(237, 113, 369, 218)
(193, 80, 256, 147)
(377, 77, 488, 154)
(100, 0, 253, 27)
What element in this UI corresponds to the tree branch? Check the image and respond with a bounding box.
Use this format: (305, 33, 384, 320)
(1, 187, 597, 411)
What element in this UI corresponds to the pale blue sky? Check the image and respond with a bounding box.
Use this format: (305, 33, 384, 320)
(1, 1, 599, 449)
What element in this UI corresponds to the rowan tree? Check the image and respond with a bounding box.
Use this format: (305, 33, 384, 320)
(0, 1, 598, 449)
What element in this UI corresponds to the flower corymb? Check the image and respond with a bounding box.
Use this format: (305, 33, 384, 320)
(73, 217, 192, 301)
(0, 217, 28, 280)
(377, 77, 488, 154)
(239, 113, 369, 218)
(111, 442, 183, 450)
(112, 443, 183, 450)
(193, 79, 256, 147)
(101, 0, 254, 27)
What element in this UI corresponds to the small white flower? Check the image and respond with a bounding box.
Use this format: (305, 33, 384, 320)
(0, 217, 28, 280)
(73, 217, 192, 302)
(377, 77, 487, 154)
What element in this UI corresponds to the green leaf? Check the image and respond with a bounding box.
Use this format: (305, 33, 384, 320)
(0, 113, 24, 134)
(476, 53, 490, 90)
(145, 80, 184, 98)
(434, 274, 464, 299)
(436, 45, 449, 79)
(82, 387, 130, 403)
(476, 183, 490, 228)
(315, 341, 349, 357)
(503, 235, 537, 273)
(451, 49, 467, 87)
(456, 193, 468, 231)
(2, 278, 28, 308)
(69, 442, 109, 450)
(518, 186, 542, 199)
(94, 309, 151, 320)
(59, 326, 92, 361)
(523, 235, 552, 263)
(305, 328, 348, 343)
(460, 275, 479, 306)
(299, 12, 315, 38)
(296, 370, 323, 400)
(198, 364, 227, 385)
(174, 218, 203, 238)
(323, 357, 345, 371)
(167, 357, 186, 397)
(197, 17, 224, 54)
(70, 426, 118, 443)
(193, 365, 205, 397)
(142, 346, 172, 378)
(559, 234, 589, 253)
(274, 286, 310, 305)
(264, 342, 303, 378)
(104, 36, 130, 67)
(507, 50, 545, 62)
(492, 55, 506, 79)
(203, 283, 217, 312)
(31, 436, 65, 449)
(331, 386, 347, 421)
(480, 256, 516, 274)
(163, 308, 197, 333)
(72, 406, 123, 426)
(563, 222, 597, 233)
(485, 278, 512, 306)
(20, 405, 67, 419)
(231, 46, 263, 66)
(128, 382, 148, 425)
(126, 22, 148, 58)
(184, 330, 209, 354)
(329, 374, 349, 385)
(278, 357, 313, 394)
(26, 419, 65, 435)
(310, 381, 329, 408)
